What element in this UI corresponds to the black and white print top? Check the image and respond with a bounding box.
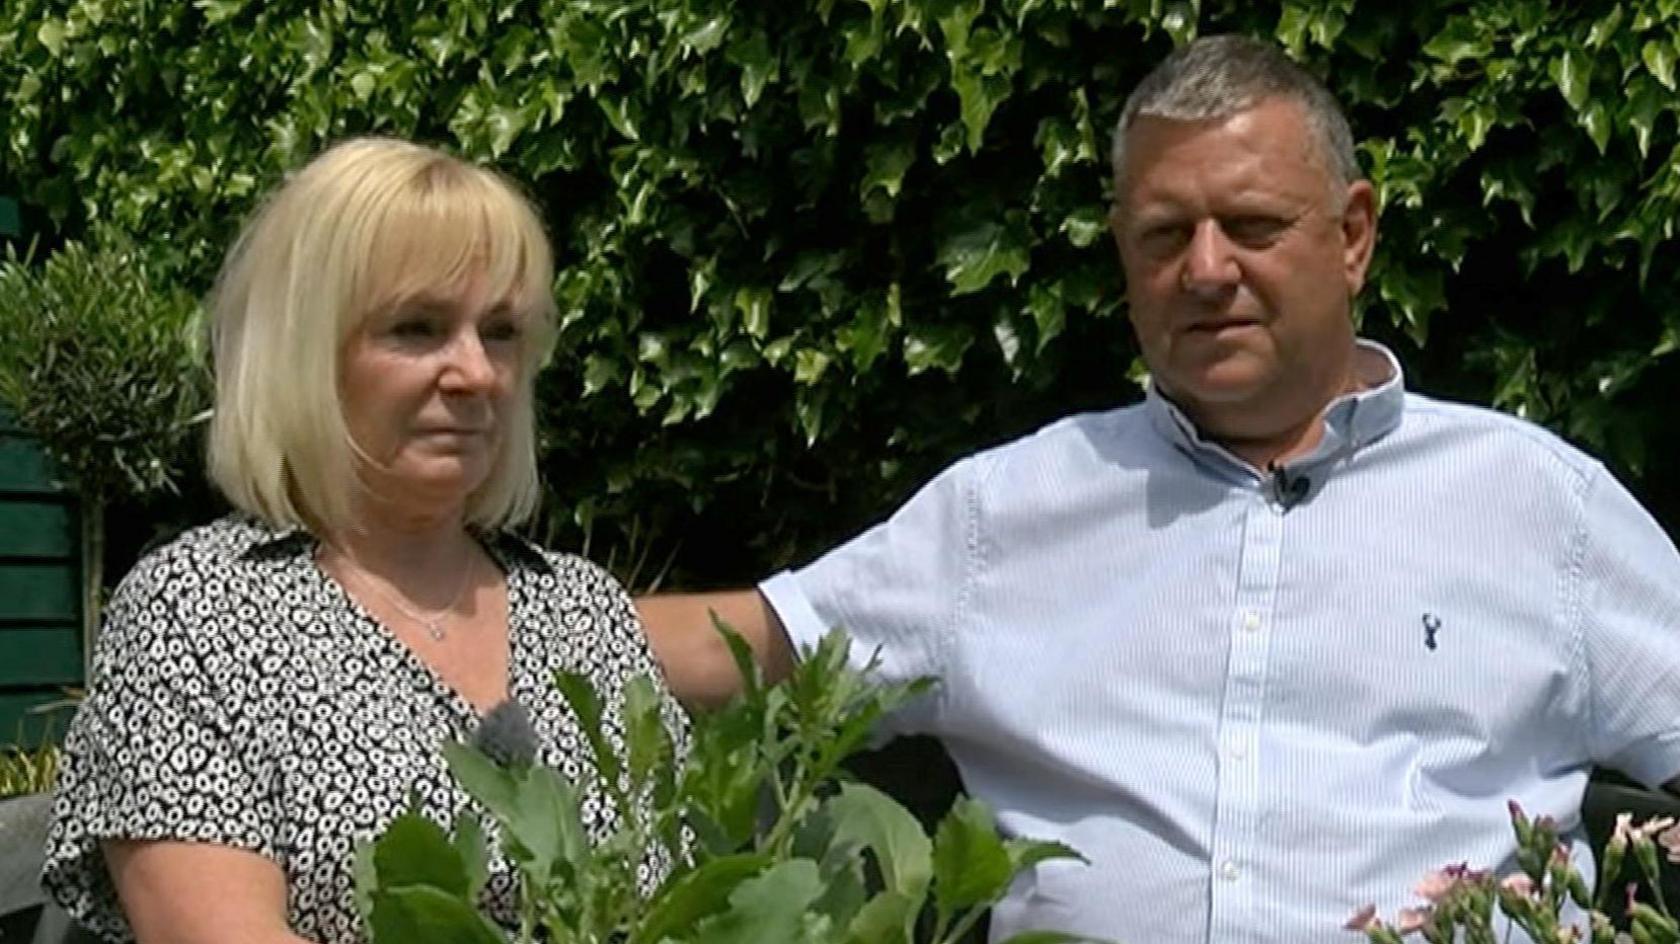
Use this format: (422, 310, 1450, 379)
(42, 514, 689, 943)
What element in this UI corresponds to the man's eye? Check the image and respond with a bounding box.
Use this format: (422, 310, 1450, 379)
(1138, 225, 1190, 254)
(1223, 217, 1287, 246)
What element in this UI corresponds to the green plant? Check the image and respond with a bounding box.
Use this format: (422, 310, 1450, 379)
(1347, 802, 1680, 944)
(0, 234, 211, 648)
(10, 2, 1680, 587)
(356, 627, 1103, 943)
(0, 742, 60, 799)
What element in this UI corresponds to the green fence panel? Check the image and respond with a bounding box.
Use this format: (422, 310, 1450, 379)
(0, 405, 83, 748)
(0, 501, 74, 558)
(0, 691, 76, 746)
(0, 626, 79, 687)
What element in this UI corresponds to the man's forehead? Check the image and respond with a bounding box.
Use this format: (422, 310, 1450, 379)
(1113, 100, 1334, 206)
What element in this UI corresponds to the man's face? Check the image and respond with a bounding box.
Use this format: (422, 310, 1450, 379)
(1111, 97, 1376, 437)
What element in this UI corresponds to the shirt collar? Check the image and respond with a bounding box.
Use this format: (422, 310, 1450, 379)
(227, 514, 551, 574)
(1143, 338, 1406, 476)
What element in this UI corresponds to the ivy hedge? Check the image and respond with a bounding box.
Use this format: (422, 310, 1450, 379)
(4, 0, 1680, 584)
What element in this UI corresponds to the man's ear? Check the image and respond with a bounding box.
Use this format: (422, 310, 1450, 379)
(1340, 179, 1378, 296)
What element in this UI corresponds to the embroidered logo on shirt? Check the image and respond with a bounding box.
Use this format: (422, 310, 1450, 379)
(1422, 613, 1442, 651)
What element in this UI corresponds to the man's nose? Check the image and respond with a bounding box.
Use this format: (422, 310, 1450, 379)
(1180, 220, 1239, 293)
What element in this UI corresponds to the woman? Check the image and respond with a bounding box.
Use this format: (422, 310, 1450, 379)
(41, 138, 687, 943)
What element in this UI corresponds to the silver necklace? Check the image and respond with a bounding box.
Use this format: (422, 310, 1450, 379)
(335, 548, 474, 642)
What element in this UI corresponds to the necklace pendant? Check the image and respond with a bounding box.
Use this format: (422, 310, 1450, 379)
(425, 619, 445, 641)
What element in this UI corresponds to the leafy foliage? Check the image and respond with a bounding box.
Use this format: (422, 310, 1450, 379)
(0, 235, 209, 505)
(5, 1, 1680, 579)
(0, 741, 59, 799)
(356, 629, 1096, 943)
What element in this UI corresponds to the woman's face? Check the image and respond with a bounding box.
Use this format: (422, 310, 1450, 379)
(339, 269, 527, 515)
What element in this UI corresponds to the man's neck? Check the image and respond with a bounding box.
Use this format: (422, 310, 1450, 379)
(1180, 344, 1389, 471)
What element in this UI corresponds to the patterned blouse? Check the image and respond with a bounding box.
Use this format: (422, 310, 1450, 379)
(42, 515, 689, 943)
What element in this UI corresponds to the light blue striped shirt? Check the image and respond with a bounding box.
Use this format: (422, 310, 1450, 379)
(760, 341, 1680, 943)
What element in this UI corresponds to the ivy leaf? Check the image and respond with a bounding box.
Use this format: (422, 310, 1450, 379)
(36, 19, 66, 58)
(1642, 38, 1676, 90)
(1549, 49, 1592, 113)
(903, 323, 975, 376)
(937, 217, 1031, 295)
(862, 137, 916, 200)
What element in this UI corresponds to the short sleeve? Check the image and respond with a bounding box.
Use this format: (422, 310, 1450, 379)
(760, 455, 981, 735)
(41, 551, 282, 942)
(1576, 465, 1680, 787)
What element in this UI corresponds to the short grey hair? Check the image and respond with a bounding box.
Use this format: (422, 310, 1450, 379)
(1111, 35, 1360, 192)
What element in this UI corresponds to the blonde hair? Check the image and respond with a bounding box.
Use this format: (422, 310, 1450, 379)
(207, 137, 557, 535)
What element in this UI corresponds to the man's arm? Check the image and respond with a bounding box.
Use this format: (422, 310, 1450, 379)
(635, 589, 797, 710)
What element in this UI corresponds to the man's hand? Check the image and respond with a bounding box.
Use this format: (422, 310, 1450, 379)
(635, 589, 796, 710)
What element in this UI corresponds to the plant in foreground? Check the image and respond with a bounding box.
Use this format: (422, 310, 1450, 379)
(355, 626, 1109, 943)
(1347, 800, 1680, 944)
(0, 741, 59, 799)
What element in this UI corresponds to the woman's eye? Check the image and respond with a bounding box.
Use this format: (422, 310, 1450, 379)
(390, 319, 439, 339)
(482, 320, 523, 343)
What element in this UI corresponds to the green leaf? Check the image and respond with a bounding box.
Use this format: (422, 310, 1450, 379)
(994, 932, 1100, 944)
(689, 860, 825, 944)
(794, 347, 832, 385)
(736, 287, 773, 340)
(623, 675, 672, 789)
(1581, 101, 1612, 154)
(862, 138, 916, 199)
(368, 885, 508, 944)
(1549, 49, 1592, 112)
(632, 854, 772, 944)
(932, 797, 1015, 920)
(36, 19, 66, 57)
(371, 813, 472, 897)
(824, 783, 932, 906)
(937, 220, 1031, 295)
(844, 891, 917, 944)
(1005, 837, 1086, 874)
(903, 323, 975, 376)
(556, 671, 624, 792)
(1644, 39, 1676, 90)
(452, 811, 491, 899)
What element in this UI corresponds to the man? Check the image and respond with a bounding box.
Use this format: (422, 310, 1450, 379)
(638, 35, 1680, 942)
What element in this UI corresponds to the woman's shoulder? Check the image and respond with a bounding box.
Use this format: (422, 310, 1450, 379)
(104, 513, 312, 641)
(489, 530, 634, 599)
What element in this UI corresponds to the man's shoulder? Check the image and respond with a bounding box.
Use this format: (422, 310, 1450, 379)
(1400, 392, 1602, 488)
(962, 401, 1152, 475)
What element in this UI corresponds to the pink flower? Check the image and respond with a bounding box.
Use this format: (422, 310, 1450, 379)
(1634, 815, 1675, 841)
(1415, 864, 1466, 902)
(1500, 872, 1536, 897)
(1395, 907, 1431, 933)
(1611, 812, 1636, 846)
(1344, 903, 1379, 931)
(1659, 822, 1680, 865)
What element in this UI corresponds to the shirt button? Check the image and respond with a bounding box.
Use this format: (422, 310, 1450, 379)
(1220, 860, 1241, 881)
(1241, 612, 1262, 633)
(1227, 738, 1248, 759)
